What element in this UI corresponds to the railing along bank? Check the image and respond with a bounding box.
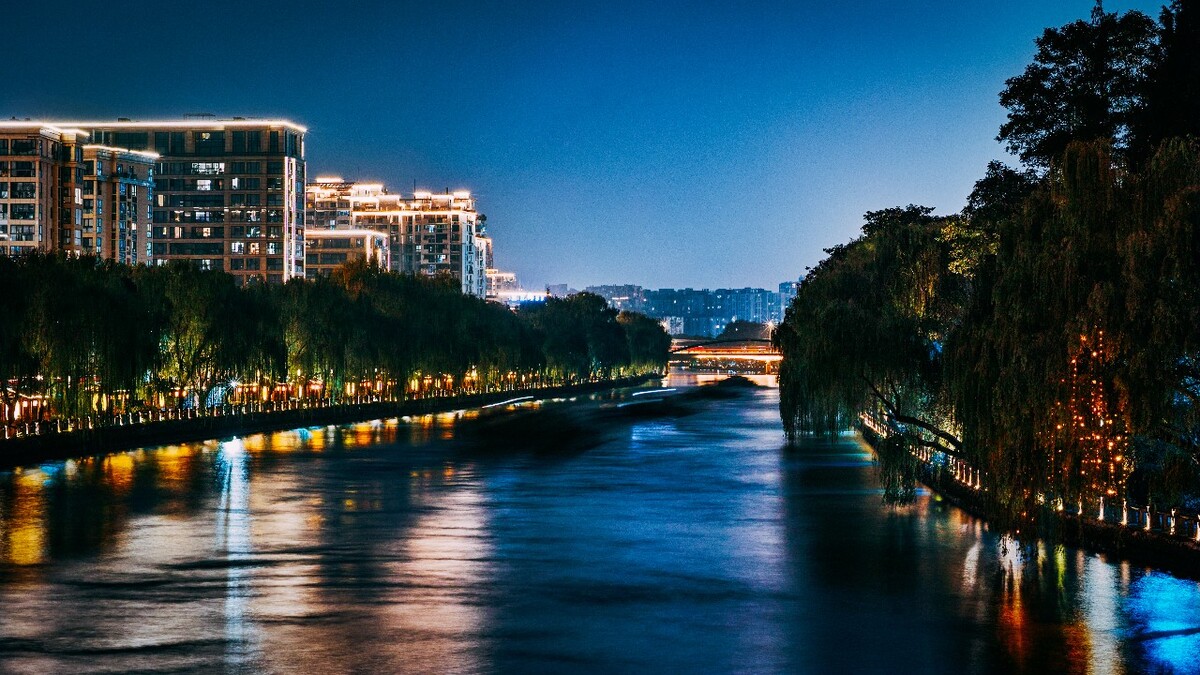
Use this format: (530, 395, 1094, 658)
(859, 412, 1200, 546)
(0, 374, 646, 444)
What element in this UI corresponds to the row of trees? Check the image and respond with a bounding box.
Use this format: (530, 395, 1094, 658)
(0, 256, 670, 426)
(777, 1, 1200, 520)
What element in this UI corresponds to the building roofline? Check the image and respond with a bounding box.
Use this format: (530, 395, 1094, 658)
(14, 119, 308, 133)
(0, 122, 91, 138)
(82, 144, 161, 159)
(305, 228, 390, 238)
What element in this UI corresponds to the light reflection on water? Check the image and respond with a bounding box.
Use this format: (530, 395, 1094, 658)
(0, 380, 1197, 673)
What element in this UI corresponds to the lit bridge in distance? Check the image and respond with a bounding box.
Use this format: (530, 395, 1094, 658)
(669, 338, 781, 372)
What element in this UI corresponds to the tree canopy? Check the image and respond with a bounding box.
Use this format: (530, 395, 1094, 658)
(0, 257, 670, 428)
(997, 3, 1158, 168)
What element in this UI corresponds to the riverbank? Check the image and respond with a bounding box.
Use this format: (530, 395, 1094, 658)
(0, 374, 662, 471)
(857, 421, 1200, 580)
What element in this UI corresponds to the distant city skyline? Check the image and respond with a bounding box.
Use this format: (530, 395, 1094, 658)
(1, 0, 1166, 289)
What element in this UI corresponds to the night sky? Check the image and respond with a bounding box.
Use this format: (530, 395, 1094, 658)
(2, 0, 1165, 290)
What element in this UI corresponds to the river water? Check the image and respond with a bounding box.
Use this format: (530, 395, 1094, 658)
(1, 374, 1199, 674)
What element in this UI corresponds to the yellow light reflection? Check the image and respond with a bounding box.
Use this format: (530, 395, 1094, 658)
(5, 470, 47, 566)
(103, 453, 136, 497)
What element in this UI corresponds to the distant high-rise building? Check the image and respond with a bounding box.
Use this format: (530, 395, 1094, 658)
(779, 279, 801, 315)
(629, 283, 795, 337)
(713, 287, 781, 325)
(303, 180, 491, 296)
(304, 176, 355, 230)
(583, 284, 646, 313)
(60, 118, 307, 285)
(487, 269, 519, 296)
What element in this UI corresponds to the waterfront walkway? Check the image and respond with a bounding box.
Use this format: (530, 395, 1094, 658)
(0, 374, 661, 470)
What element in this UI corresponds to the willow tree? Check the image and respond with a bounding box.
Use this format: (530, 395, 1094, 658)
(0, 256, 34, 418)
(17, 255, 159, 416)
(522, 293, 630, 382)
(1132, 0, 1200, 163)
(1117, 138, 1200, 506)
(618, 311, 672, 375)
(776, 206, 978, 499)
(137, 262, 253, 407)
(947, 142, 1147, 525)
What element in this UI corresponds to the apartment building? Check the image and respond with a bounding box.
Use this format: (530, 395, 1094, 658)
(82, 146, 156, 264)
(61, 118, 306, 285)
(0, 123, 87, 257)
(304, 180, 491, 296)
(304, 228, 390, 279)
(305, 176, 355, 230)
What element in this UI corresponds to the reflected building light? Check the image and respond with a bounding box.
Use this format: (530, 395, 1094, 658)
(103, 453, 136, 496)
(381, 483, 493, 672)
(216, 437, 257, 666)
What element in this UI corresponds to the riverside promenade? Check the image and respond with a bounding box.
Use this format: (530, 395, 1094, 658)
(0, 374, 661, 470)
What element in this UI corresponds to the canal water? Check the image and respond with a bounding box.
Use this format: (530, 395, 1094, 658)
(1, 375, 1199, 674)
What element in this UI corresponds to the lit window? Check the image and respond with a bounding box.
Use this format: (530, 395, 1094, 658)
(191, 162, 225, 176)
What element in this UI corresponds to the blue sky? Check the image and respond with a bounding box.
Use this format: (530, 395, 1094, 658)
(2, 0, 1166, 289)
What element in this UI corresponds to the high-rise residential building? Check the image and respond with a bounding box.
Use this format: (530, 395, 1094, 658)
(779, 279, 801, 315)
(0, 123, 157, 264)
(304, 228, 390, 279)
(0, 123, 88, 257)
(631, 285, 792, 337)
(303, 180, 491, 297)
(59, 117, 307, 285)
(583, 284, 646, 313)
(644, 288, 711, 333)
(712, 287, 781, 325)
(305, 176, 356, 230)
(82, 145, 156, 264)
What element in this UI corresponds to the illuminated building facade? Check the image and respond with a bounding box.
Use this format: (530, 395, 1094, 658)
(486, 269, 518, 297)
(304, 228, 390, 279)
(779, 279, 801, 313)
(304, 180, 491, 297)
(0, 123, 87, 257)
(304, 176, 355, 230)
(82, 146, 156, 264)
(61, 118, 307, 285)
